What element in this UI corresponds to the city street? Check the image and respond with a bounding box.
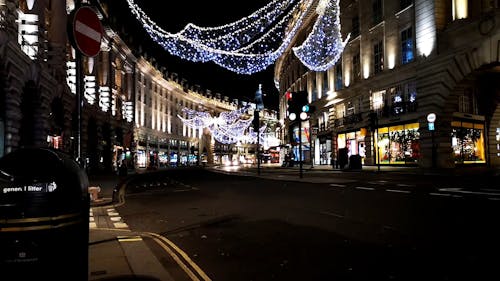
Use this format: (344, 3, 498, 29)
(113, 167, 500, 281)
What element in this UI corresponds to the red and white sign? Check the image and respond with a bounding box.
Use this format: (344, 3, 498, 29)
(69, 6, 103, 57)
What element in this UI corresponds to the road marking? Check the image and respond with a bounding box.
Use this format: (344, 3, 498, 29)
(117, 235, 143, 242)
(147, 232, 212, 281)
(113, 222, 128, 228)
(329, 183, 346, 188)
(430, 192, 463, 198)
(488, 197, 500, 201)
(108, 211, 120, 216)
(386, 189, 411, 194)
(355, 186, 375, 191)
(397, 183, 416, 187)
(110, 216, 121, 221)
(319, 211, 344, 218)
(89, 222, 97, 228)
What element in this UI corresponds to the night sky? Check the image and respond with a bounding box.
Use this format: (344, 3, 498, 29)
(105, 0, 280, 110)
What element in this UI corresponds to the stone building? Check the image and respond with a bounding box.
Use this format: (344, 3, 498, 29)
(275, 0, 500, 169)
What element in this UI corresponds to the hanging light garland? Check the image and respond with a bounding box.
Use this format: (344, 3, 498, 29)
(126, 0, 347, 74)
(177, 105, 267, 144)
(292, 0, 350, 71)
(126, 0, 316, 74)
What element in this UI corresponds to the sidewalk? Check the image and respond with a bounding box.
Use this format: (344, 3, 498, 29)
(87, 171, 174, 281)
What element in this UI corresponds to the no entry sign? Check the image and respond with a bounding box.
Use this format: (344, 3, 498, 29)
(68, 6, 103, 57)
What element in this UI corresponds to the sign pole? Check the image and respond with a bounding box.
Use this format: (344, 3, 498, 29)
(299, 120, 303, 178)
(76, 50, 82, 167)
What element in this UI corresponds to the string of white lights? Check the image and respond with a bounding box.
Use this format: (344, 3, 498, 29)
(292, 0, 349, 71)
(177, 106, 267, 144)
(125, 0, 316, 74)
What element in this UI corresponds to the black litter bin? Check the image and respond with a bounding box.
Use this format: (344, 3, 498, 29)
(0, 148, 89, 281)
(348, 154, 362, 170)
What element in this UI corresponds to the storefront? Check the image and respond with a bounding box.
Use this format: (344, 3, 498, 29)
(337, 129, 367, 164)
(451, 120, 486, 164)
(373, 123, 420, 165)
(290, 121, 311, 163)
(316, 135, 332, 165)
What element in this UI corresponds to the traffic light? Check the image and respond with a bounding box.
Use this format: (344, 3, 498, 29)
(286, 91, 309, 120)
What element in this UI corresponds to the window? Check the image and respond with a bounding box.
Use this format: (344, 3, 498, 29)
(335, 63, 343, 90)
(452, 0, 468, 20)
(371, 90, 385, 110)
(373, 40, 384, 74)
(351, 16, 360, 37)
(322, 71, 329, 94)
(451, 121, 485, 164)
(352, 52, 360, 81)
(372, 0, 383, 25)
(401, 27, 414, 64)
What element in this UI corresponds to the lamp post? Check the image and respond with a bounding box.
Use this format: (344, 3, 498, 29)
(254, 84, 264, 176)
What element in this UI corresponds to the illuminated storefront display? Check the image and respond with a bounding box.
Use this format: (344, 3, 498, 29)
(337, 129, 367, 162)
(374, 123, 420, 165)
(451, 121, 485, 164)
(291, 121, 310, 162)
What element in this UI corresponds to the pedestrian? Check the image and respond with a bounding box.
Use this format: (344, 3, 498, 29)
(118, 160, 128, 177)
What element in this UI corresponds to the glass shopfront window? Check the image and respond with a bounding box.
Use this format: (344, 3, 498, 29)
(451, 121, 485, 164)
(337, 129, 367, 163)
(375, 123, 420, 164)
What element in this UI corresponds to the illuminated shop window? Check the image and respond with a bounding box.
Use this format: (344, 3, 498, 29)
(451, 121, 486, 164)
(496, 128, 500, 156)
(374, 123, 420, 165)
(337, 129, 367, 162)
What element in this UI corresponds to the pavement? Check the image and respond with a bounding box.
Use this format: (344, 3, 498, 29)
(86, 164, 499, 281)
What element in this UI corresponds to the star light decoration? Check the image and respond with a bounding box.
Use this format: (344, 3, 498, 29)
(177, 105, 267, 145)
(125, 0, 348, 74)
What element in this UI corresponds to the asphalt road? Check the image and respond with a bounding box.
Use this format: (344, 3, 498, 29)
(116, 167, 500, 281)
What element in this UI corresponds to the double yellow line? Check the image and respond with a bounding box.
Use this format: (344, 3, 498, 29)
(144, 231, 212, 281)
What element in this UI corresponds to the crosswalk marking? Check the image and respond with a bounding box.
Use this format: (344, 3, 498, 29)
(90, 207, 129, 230)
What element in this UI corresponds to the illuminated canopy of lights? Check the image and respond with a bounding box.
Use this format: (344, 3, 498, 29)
(292, 0, 350, 71)
(126, 0, 347, 74)
(178, 106, 266, 144)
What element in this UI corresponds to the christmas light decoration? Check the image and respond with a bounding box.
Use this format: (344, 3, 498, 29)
(126, 0, 348, 74)
(177, 105, 267, 144)
(292, 0, 349, 71)
(126, 0, 315, 74)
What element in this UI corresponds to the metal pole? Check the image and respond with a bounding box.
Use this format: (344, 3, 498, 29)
(299, 120, 303, 178)
(431, 130, 436, 168)
(76, 49, 83, 168)
(376, 116, 380, 172)
(257, 112, 261, 176)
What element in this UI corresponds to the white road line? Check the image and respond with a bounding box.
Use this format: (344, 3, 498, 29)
(89, 222, 97, 229)
(430, 192, 463, 198)
(355, 186, 375, 191)
(110, 216, 122, 222)
(108, 212, 120, 216)
(396, 183, 416, 187)
(113, 222, 129, 228)
(450, 190, 500, 196)
(319, 211, 344, 218)
(386, 189, 411, 194)
(488, 197, 500, 201)
(329, 183, 346, 187)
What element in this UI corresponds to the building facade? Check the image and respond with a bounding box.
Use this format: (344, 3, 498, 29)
(1, 0, 280, 173)
(275, 0, 500, 169)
